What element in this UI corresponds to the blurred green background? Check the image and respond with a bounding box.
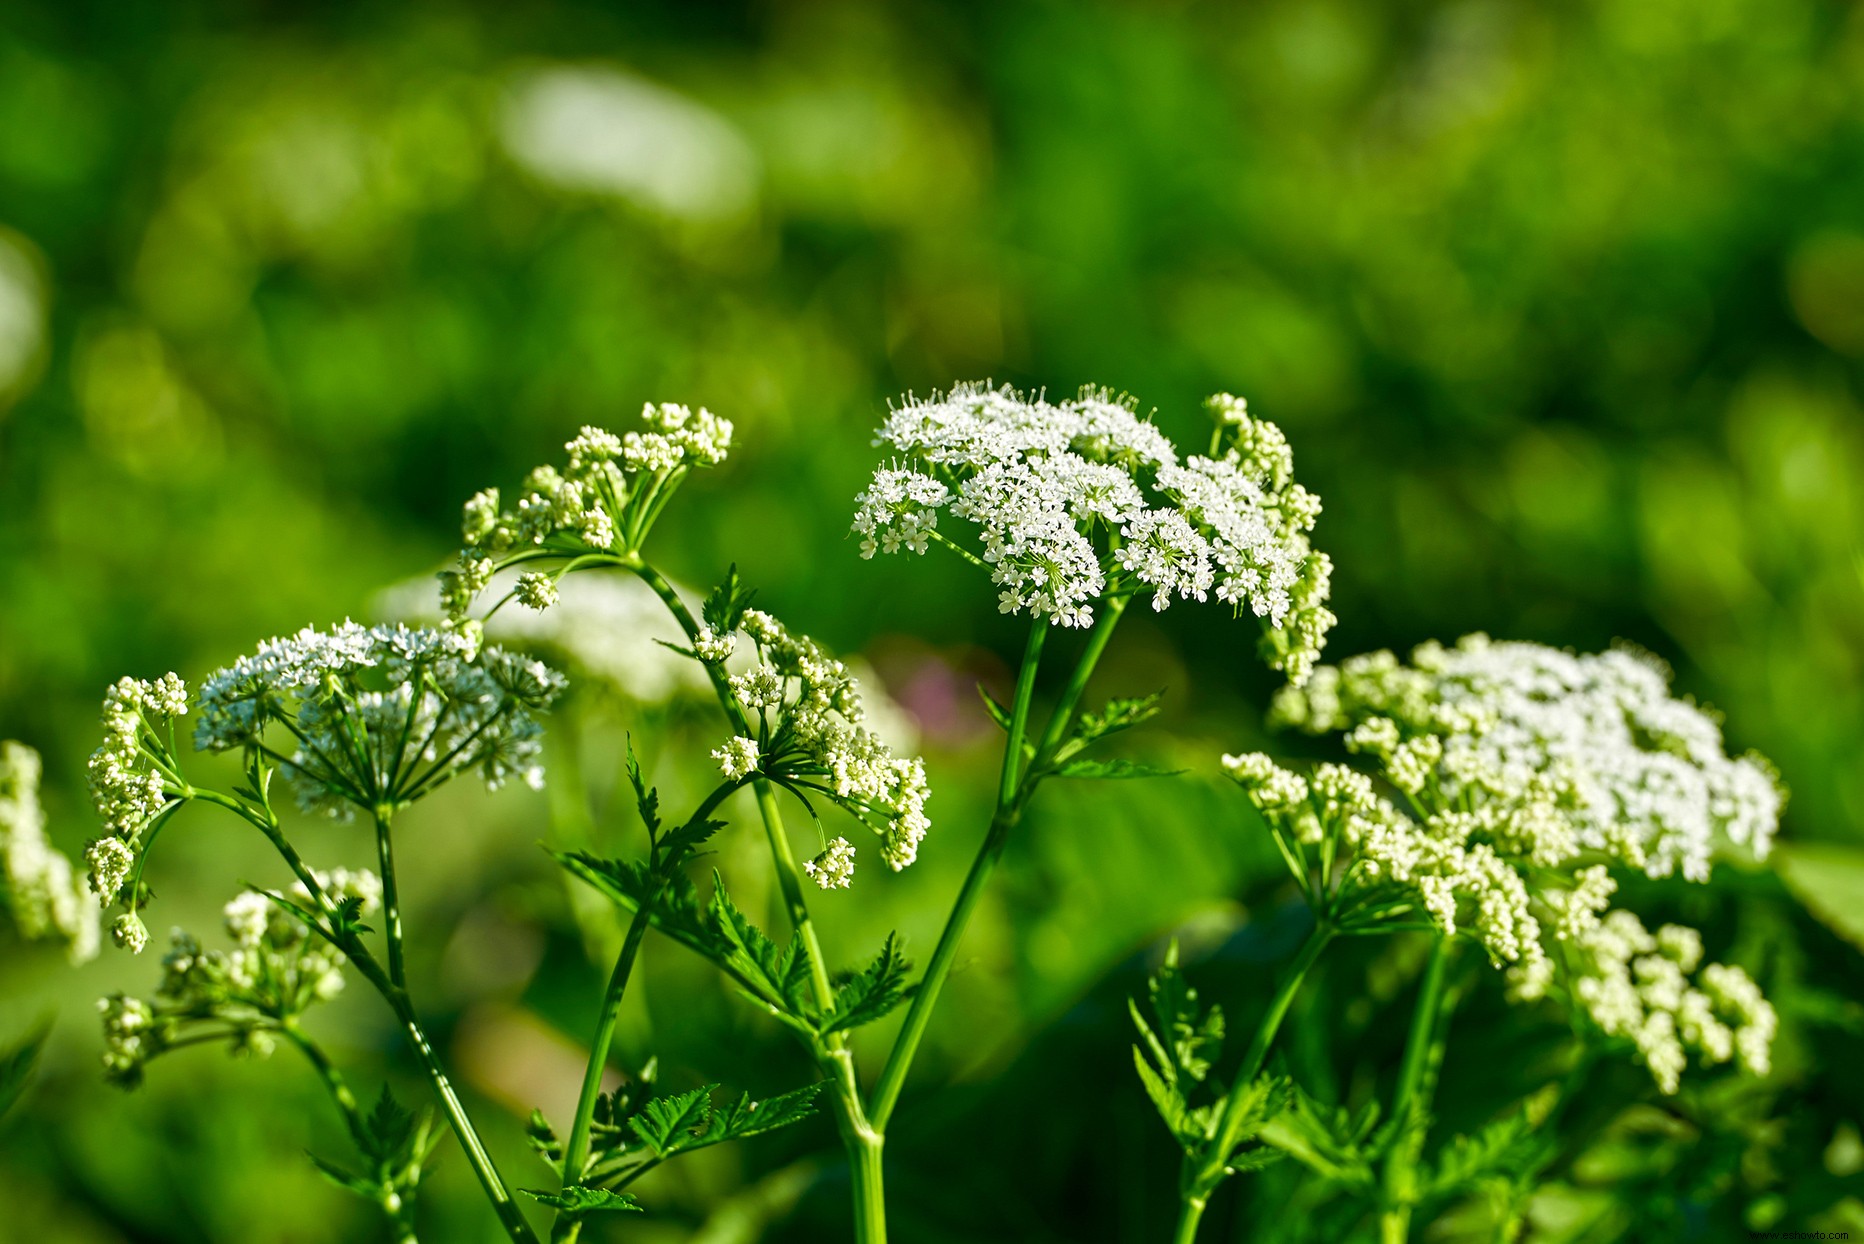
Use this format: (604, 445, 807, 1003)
(3, 0, 1863, 1241)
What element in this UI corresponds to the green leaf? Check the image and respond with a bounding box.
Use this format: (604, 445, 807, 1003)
(1224, 1147, 1288, 1176)
(363, 1084, 417, 1163)
(698, 1082, 824, 1146)
(824, 933, 913, 1033)
(660, 816, 727, 859)
(623, 736, 661, 839)
(308, 1152, 376, 1198)
(1140, 941, 1225, 1086)
(1776, 841, 1864, 956)
(1069, 692, 1166, 752)
(0, 1020, 51, 1122)
(1260, 1085, 1377, 1188)
(526, 1108, 562, 1168)
(628, 1085, 713, 1157)
(1132, 1043, 1190, 1146)
(1130, 943, 1233, 1153)
(1055, 756, 1182, 781)
(702, 565, 758, 640)
(594, 1058, 657, 1130)
(1419, 1088, 1557, 1200)
(552, 852, 727, 960)
(706, 875, 819, 1026)
(521, 1186, 641, 1216)
(977, 684, 1013, 733)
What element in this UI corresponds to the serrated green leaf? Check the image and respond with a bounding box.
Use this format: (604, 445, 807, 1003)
(1260, 1085, 1377, 1188)
(1419, 1098, 1554, 1201)
(699, 1082, 824, 1146)
(363, 1084, 416, 1163)
(824, 933, 912, 1033)
(702, 565, 758, 641)
(706, 875, 819, 1026)
(1132, 1045, 1191, 1148)
(1224, 1147, 1287, 1175)
(521, 1186, 642, 1216)
(1068, 692, 1166, 753)
(1141, 941, 1225, 1086)
(628, 1085, 714, 1157)
(308, 1152, 376, 1198)
(623, 736, 661, 838)
(0, 1020, 51, 1123)
(552, 852, 727, 960)
(1055, 756, 1183, 780)
(660, 816, 727, 859)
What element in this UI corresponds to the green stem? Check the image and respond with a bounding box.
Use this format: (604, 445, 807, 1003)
(1178, 921, 1334, 1232)
(1173, 1196, 1208, 1244)
(194, 786, 531, 1242)
(282, 1021, 368, 1152)
(555, 780, 743, 1240)
(624, 552, 884, 1241)
(1381, 938, 1458, 1244)
(388, 993, 540, 1244)
(1028, 597, 1129, 767)
(284, 1022, 423, 1244)
(869, 619, 1048, 1129)
(553, 904, 651, 1237)
(374, 808, 407, 991)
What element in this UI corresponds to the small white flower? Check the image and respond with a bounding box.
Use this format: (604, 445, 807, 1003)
(112, 912, 149, 954)
(855, 382, 1334, 678)
(713, 736, 760, 782)
(803, 837, 857, 890)
(515, 572, 560, 611)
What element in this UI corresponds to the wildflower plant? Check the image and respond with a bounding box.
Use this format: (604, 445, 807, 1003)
(444, 406, 928, 1242)
(26, 381, 1797, 1244)
(1137, 636, 1785, 1243)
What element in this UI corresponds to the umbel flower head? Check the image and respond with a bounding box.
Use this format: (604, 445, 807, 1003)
(704, 604, 932, 888)
(441, 403, 734, 641)
(1, 741, 101, 962)
(194, 622, 567, 818)
(83, 674, 189, 927)
(853, 383, 1334, 682)
(1272, 635, 1782, 881)
(99, 869, 380, 1088)
(1222, 635, 1785, 1093)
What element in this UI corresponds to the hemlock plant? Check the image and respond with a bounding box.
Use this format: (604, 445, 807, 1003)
(0, 384, 1785, 1244)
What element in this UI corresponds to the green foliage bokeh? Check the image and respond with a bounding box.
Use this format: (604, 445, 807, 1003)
(2, 1, 1861, 1241)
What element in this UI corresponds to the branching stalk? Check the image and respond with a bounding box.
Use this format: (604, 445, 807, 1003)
(1175, 920, 1334, 1241)
(1381, 938, 1458, 1244)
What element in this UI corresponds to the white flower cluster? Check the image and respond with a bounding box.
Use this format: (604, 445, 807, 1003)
(713, 736, 760, 782)
(1273, 635, 1784, 881)
(853, 384, 1334, 681)
(0, 741, 100, 962)
(193, 622, 567, 816)
(802, 836, 857, 890)
(716, 608, 931, 886)
(1223, 747, 1777, 1091)
(1514, 905, 1777, 1093)
(1226, 633, 1784, 1093)
(442, 404, 734, 634)
(84, 674, 187, 916)
(99, 870, 380, 1088)
(1224, 750, 1547, 974)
